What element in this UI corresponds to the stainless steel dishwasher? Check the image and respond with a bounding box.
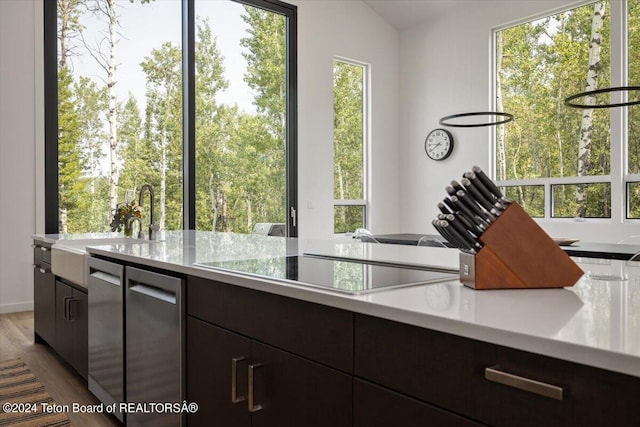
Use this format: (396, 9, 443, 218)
(87, 257, 125, 422)
(126, 266, 185, 427)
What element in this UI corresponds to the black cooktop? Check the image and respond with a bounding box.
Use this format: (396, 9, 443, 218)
(196, 255, 455, 295)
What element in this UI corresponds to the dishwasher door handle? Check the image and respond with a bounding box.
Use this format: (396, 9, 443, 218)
(129, 283, 177, 304)
(90, 270, 122, 287)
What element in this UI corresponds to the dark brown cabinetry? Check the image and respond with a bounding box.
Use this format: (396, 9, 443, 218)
(187, 277, 353, 427)
(33, 240, 55, 345)
(353, 379, 485, 427)
(354, 313, 640, 427)
(54, 280, 88, 379)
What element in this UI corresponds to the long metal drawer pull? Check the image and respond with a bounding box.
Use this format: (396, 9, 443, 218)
(90, 270, 121, 287)
(485, 366, 564, 400)
(129, 283, 176, 304)
(231, 357, 246, 403)
(248, 363, 264, 412)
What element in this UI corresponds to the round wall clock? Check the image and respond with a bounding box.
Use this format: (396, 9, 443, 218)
(425, 128, 454, 161)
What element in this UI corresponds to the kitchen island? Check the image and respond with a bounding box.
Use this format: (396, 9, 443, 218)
(34, 231, 640, 426)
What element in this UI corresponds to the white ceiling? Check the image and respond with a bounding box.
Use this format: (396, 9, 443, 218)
(362, 0, 464, 30)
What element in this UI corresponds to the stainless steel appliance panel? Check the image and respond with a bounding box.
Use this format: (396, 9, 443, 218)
(87, 257, 125, 422)
(126, 266, 184, 427)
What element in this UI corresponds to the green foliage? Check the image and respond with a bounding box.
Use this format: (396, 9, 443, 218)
(497, 1, 612, 217)
(333, 60, 365, 233)
(57, 1, 292, 234)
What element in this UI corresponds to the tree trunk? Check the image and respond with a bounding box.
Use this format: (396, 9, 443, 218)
(160, 130, 167, 230)
(576, 2, 606, 217)
(105, 0, 120, 212)
(58, 0, 70, 67)
(495, 31, 507, 181)
(246, 195, 252, 231)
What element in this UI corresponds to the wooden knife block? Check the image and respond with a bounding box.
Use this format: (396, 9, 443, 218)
(459, 203, 583, 290)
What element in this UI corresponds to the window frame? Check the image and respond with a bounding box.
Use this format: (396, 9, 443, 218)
(491, 0, 636, 223)
(43, 0, 298, 235)
(332, 56, 370, 234)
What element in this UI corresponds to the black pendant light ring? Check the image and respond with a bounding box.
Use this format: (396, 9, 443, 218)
(564, 86, 640, 109)
(439, 111, 514, 128)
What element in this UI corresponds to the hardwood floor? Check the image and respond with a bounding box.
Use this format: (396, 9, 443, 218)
(0, 311, 121, 427)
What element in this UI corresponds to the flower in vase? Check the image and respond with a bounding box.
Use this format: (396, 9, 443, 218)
(110, 200, 142, 232)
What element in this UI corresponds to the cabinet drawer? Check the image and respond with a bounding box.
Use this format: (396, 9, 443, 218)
(355, 314, 571, 426)
(496, 346, 640, 427)
(187, 276, 353, 373)
(33, 241, 52, 266)
(354, 379, 485, 427)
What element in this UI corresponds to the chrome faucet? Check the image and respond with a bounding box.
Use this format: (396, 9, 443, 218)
(138, 184, 157, 240)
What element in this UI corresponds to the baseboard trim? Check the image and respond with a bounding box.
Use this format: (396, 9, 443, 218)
(0, 302, 34, 314)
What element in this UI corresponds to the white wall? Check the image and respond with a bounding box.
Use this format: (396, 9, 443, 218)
(292, 0, 400, 239)
(0, 0, 41, 313)
(398, 0, 640, 242)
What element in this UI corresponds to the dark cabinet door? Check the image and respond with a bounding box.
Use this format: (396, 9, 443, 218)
(187, 317, 252, 427)
(354, 379, 485, 427)
(54, 280, 88, 379)
(54, 281, 74, 363)
(187, 317, 352, 427)
(33, 265, 55, 345)
(250, 341, 352, 427)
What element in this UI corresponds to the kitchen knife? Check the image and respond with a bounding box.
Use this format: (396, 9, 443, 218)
(446, 214, 481, 249)
(456, 190, 496, 222)
(442, 197, 457, 213)
(453, 211, 481, 236)
(432, 219, 454, 246)
(461, 177, 496, 212)
(443, 198, 485, 234)
(464, 171, 497, 203)
(438, 202, 453, 215)
(450, 195, 488, 229)
(472, 165, 510, 203)
(438, 220, 476, 253)
(450, 180, 466, 194)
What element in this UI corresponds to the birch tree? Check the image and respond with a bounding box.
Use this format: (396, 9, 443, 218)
(576, 2, 606, 217)
(57, 0, 83, 67)
(84, 0, 120, 212)
(495, 31, 507, 182)
(141, 43, 182, 230)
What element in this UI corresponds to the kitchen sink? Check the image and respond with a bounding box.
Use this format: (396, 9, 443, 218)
(51, 238, 164, 286)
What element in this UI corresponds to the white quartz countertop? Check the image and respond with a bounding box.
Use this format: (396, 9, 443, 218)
(34, 231, 640, 378)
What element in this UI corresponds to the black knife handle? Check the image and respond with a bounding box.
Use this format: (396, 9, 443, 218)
(438, 202, 453, 215)
(450, 195, 486, 228)
(450, 180, 466, 194)
(454, 212, 481, 237)
(446, 214, 480, 248)
(472, 165, 506, 200)
(440, 221, 475, 253)
(432, 220, 454, 247)
(457, 190, 495, 223)
(464, 171, 497, 204)
(445, 185, 457, 197)
(442, 197, 457, 213)
(461, 177, 495, 212)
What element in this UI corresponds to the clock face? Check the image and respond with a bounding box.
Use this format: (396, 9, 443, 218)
(425, 129, 454, 161)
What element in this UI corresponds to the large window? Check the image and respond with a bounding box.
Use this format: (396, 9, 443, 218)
(333, 58, 368, 234)
(495, 0, 624, 218)
(44, 0, 297, 235)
